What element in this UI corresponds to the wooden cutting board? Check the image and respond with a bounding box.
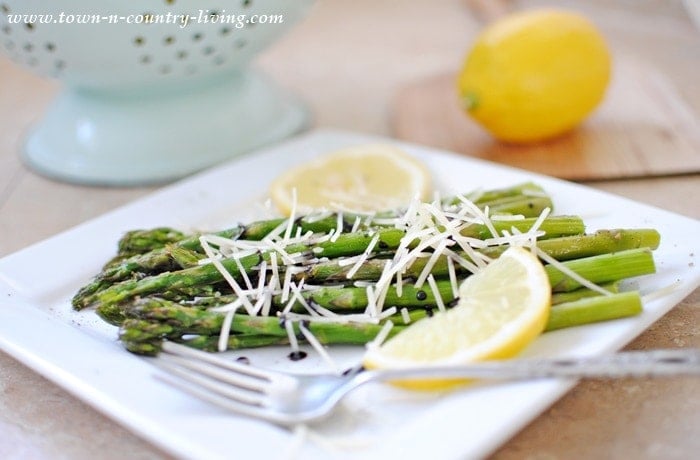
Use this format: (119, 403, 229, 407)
(391, 58, 700, 180)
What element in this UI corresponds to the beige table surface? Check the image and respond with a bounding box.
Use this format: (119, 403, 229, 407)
(1, 1, 699, 459)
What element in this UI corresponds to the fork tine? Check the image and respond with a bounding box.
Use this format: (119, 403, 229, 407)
(154, 355, 267, 406)
(161, 341, 279, 380)
(156, 368, 302, 425)
(156, 355, 269, 404)
(155, 342, 304, 424)
(156, 369, 275, 420)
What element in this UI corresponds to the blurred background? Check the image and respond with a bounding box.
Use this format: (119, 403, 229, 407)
(2, 0, 699, 255)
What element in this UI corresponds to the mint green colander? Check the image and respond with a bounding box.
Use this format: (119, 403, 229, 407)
(0, 0, 314, 185)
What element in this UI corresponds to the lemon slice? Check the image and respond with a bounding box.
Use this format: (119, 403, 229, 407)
(363, 246, 551, 389)
(269, 144, 431, 215)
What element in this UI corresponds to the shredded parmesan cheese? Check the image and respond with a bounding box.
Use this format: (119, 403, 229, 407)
(199, 236, 255, 314)
(282, 189, 298, 245)
(345, 233, 380, 279)
(284, 319, 299, 352)
(642, 280, 681, 302)
(364, 285, 378, 318)
(366, 320, 394, 350)
(414, 239, 450, 289)
(350, 215, 362, 233)
(298, 321, 338, 372)
(447, 255, 460, 299)
(400, 307, 411, 324)
(427, 274, 446, 312)
(216, 300, 241, 352)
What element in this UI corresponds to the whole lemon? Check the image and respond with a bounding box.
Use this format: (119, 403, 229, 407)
(457, 9, 612, 143)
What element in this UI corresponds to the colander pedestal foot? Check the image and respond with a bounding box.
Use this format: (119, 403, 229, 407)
(21, 71, 309, 186)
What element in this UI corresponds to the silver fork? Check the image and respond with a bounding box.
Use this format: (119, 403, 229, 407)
(154, 342, 700, 425)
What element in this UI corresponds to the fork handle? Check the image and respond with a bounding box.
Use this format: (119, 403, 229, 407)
(371, 349, 700, 381)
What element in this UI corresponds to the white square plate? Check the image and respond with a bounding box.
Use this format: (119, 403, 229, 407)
(1, 130, 698, 459)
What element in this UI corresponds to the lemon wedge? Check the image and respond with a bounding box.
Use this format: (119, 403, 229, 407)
(269, 144, 431, 215)
(363, 246, 551, 389)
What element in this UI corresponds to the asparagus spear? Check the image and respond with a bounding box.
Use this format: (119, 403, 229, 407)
(550, 282, 620, 304)
(545, 291, 643, 331)
(116, 227, 186, 258)
(72, 228, 243, 308)
(474, 195, 552, 217)
(544, 248, 656, 292)
(123, 325, 285, 355)
(119, 289, 644, 355)
(166, 280, 620, 313)
(174, 335, 288, 354)
(119, 301, 402, 355)
(463, 182, 548, 205)
(302, 246, 656, 290)
(286, 279, 622, 312)
(168, 245, 205, 269)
